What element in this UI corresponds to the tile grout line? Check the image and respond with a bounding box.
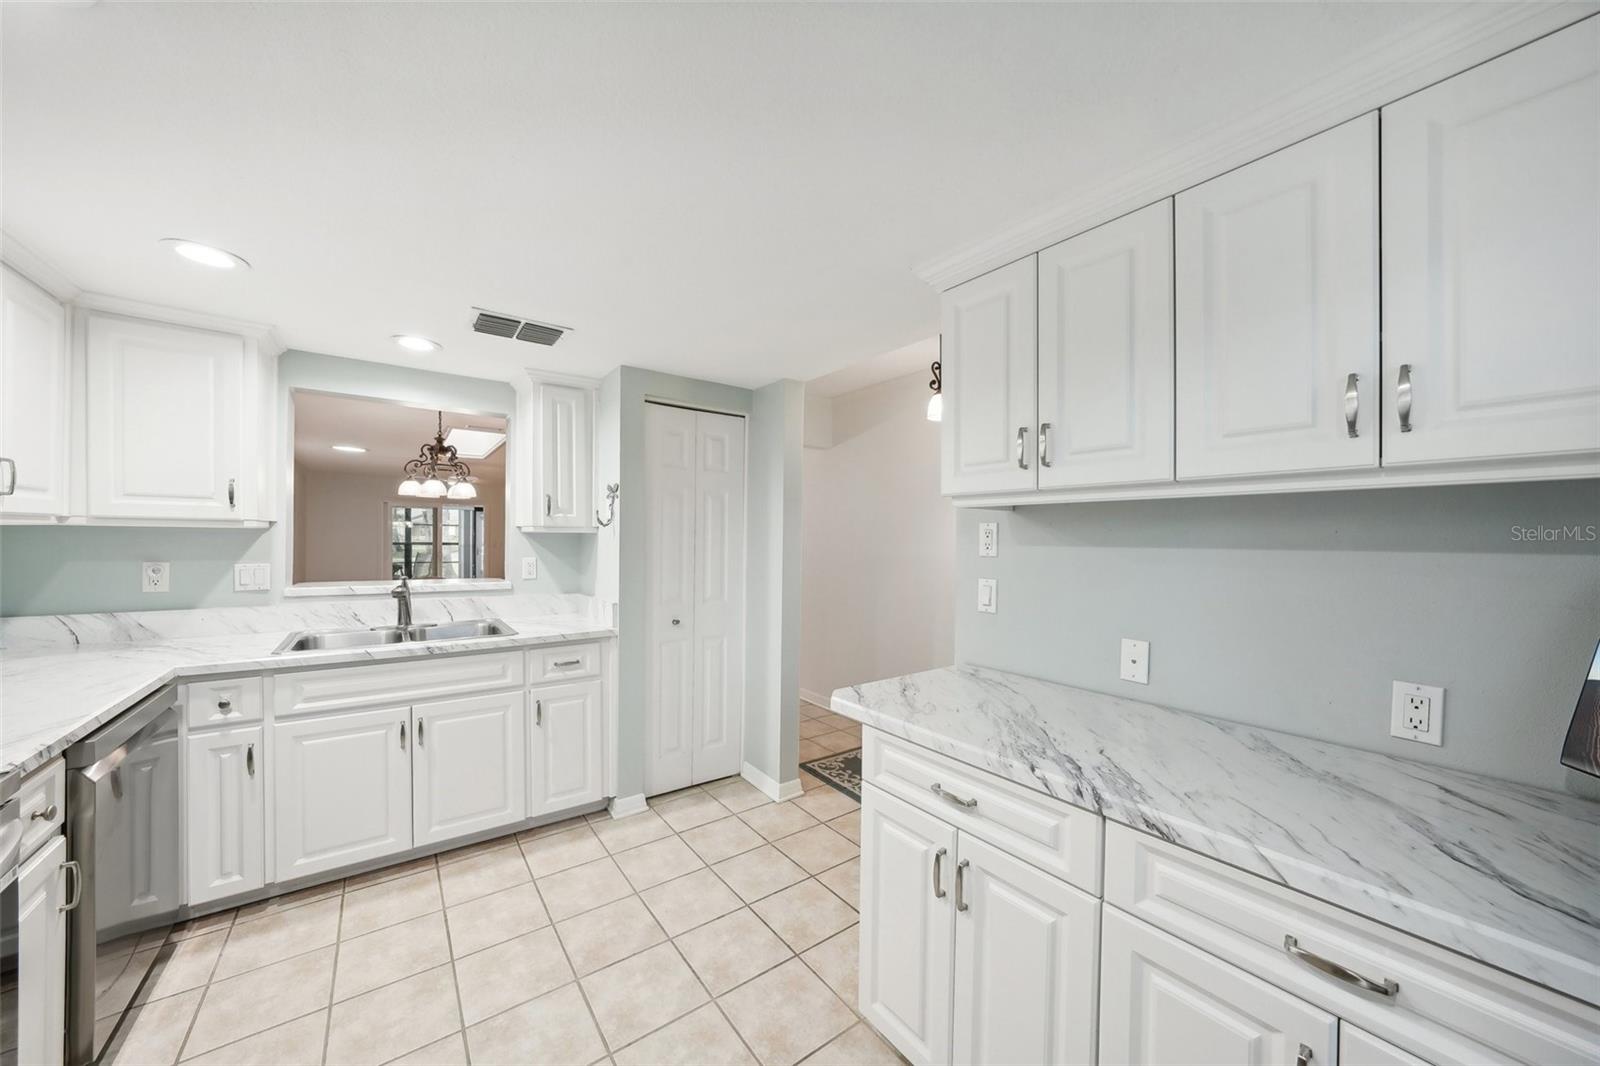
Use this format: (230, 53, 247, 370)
(168, 901, 239, 1063)
(525, 856, 612, 1060)
(319, 879, 347, 1066)
(437, 862, 473, 1066)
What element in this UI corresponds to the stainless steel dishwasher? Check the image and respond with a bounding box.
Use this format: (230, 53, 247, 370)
(65, 687, 181, 1065)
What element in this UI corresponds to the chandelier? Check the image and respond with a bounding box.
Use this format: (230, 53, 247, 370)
(398, 411, 477, 500)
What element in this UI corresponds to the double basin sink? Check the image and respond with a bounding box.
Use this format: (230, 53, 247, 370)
(272, 619, 517, 654)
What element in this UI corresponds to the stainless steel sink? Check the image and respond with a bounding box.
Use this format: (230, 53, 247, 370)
(272, 619, 516, 654)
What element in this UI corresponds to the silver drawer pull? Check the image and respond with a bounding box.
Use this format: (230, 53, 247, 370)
(954, 859, 970, 912)
(1343, 373, 1360, 438)
(217, 697, 233, 712)
(1015, 427, 1029, 470)
(932, 847, 947, 900)
(1296, 1043, 1314, 1066)
(1283, 935, 1398, 998)
(30, 803, 58, 822)
(1396, 364, 1414, 433)
(1038, 422, 1052, 468)
(553, 658, 582, 668)
(59, 860, 83, 912)
(246, 744, 255, 777)
(929, 782, 977, 810)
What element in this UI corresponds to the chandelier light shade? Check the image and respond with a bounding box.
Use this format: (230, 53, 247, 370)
(399, 411, 477, 501)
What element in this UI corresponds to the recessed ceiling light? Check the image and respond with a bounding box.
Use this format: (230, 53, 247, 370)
(160, 238, 250, 270)
(443, 426, 506, 459)
(330, 444, 367, 453)
(393, 334, 440, 353)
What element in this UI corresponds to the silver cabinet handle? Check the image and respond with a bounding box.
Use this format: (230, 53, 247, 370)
(553, 659, 581, 668)
(1397, 364, 1413, 433)
(59, 860, 83, 912)
(30, 803, 58, 822)
(1296, 1044, 1314, 1066)
(671, 618, 681, 626)
(0, 457, 16, 496)
(932, 847, 947, 900)
(1015, 427, 1029, 470)
(417, 718, 425, 745)
(1344, 373, 1360, 438)
(1038, 422, 1052, 468)
(954, 858, 970, 912)
(1283, 935, 1398, 997)
(544, 493, 552, 516)
(227, 478, 237, 509)
(246, 744, 255, 777)
(535, 699, 543, 726)
(400, 721, 407, 749)
(217, 696, 232, 712)
(930, 782, 977, 810)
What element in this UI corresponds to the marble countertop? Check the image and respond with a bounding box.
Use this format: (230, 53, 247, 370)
(833, 665, 1600, 1006)
(1, 613, 614, 779)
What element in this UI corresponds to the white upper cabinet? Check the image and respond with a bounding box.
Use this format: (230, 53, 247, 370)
(1381, 18, 1600, 466)
(1176, 114, 1380, 480)
(0, 266, 70, 518)
(86, 312, 253, 520)
(1037, 200, 1174, 488)
(520, 373, 596, 531)
(941, 256, 1038, 496)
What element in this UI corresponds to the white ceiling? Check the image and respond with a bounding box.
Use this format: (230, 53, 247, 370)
(293, 391, 506, 477)
(4, 2, 1459, 388)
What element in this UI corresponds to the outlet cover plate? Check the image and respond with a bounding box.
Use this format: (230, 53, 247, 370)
(1119, 638, 1150, 684)
(976, 578, 997, 614)
(1390, 681, 1444, 746)
(521, 557, 539, 580)
(978, 522, 998, 557)
(141, 561, 170, 594)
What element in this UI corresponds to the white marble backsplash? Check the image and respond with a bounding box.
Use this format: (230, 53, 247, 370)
(833, 665, 1600, 1008)
(0, 592, 599, 652)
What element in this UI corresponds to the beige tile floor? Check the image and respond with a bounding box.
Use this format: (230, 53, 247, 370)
(102, 702, 899, 1066)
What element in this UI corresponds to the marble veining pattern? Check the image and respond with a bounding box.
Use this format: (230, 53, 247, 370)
(0, 595, 612, 779)
(832, 665, 1600, 1006)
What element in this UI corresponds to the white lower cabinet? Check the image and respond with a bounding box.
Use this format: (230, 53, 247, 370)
(413, 691, 527, 847)
(528, 679, 604, 819)
(16, 834, 69, 1066)
(273, 705, 413, 881)
(185, 726, 265, 907)
(1099, 906, 1337, 1066)
(1341, 1023, 1432, 1066)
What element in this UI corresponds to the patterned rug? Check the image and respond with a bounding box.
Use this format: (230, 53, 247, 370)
(800, 748, 863, 801)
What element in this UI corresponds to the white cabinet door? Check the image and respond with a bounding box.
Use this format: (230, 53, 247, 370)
(528, 679, 604, 818)
(274, 706, 412, 881)
(1038, 200, 1175, 488)
(16, 835, 68, 1066)
(1381, 19, 1600, 465)
(0, 266, 70, 517)
(186, 726, 265, 907)
(860, 785, 957, 1066)
(1100, 907, 1337, 1066)
(1176, 115, 1379, 480)
(1340, 1023, 1431, 1066)
(413, 690, 527, 847)
(941, 256, 1038, 496)
(538, 382, 594, 527)
(85, 312, 248, 520)
(951, 833, 1100, 1066)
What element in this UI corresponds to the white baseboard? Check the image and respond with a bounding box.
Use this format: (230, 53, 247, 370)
(608, 793, 648, 819)
(799, 688, 830, 710)
(742, 762, 803, 803)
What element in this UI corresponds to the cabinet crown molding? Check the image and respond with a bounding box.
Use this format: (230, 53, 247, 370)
(75, 293, 285, 356)
(914, 3, 1598, 293)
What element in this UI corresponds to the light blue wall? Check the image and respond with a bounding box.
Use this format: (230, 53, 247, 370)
(0, 350, 595, 616)
(954, 479, 1600, 795)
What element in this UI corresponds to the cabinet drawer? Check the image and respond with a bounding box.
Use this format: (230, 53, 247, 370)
(530, 642, 600, 682)
(275, 652, 523, 719)
(1104, 824, 1600, 1065)
(184, 676, 264, 729)
(862, 729, 1102, 894)
(16, 758, 65, 861)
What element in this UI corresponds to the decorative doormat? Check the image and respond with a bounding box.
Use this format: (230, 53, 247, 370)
(800, 748, 863, 801)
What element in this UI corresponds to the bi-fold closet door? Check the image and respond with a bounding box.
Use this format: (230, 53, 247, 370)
(644, 402, 747, 796)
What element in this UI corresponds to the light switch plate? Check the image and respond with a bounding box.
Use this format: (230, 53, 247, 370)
(1119, 638, 1149, 684)
(521, 557, 539, 580)
(978, 522, 998, 557)
(976, 578, 997, 614)
(1390, 681, 1444, 746)
(142, 562, 170, 594)
(233, 563, 270, 592)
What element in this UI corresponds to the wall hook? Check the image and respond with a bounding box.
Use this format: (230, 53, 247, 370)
(596, 482, 620, 527)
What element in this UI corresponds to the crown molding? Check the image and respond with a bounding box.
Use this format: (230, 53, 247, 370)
(1, 232, 82, 303)
(915, 3, 1599, 292)
(74, 291, 283, 352)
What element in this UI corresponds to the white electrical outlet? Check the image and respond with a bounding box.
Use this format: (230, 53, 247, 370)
(142, 562, 170, 594)
(1119, 638, 1150, 684)
(976, 578, 997, 614)
(978, 522, 998, 557)
(521, 557, 539, 580)
(1390, 681, 1444, 746)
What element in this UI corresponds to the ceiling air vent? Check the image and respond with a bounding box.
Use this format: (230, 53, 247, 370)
(471, 308, 569, 346)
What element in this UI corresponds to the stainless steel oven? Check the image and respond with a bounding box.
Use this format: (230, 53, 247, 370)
(65, 688, 181, 1065)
